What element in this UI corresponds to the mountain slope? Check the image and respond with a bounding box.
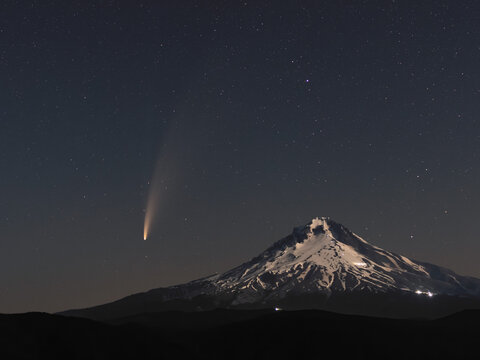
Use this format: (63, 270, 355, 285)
(61, 217, 480, 319)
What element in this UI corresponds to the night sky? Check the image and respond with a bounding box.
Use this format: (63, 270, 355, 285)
(1, 1, 480, 313)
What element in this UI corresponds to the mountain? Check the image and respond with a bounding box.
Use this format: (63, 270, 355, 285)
(211, 217, 480, 300)
(61, 217, 480, 320)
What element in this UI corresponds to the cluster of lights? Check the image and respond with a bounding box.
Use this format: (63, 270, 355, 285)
(415, 290, 434, 297)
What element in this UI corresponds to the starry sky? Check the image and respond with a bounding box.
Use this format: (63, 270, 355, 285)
(1, 1, 480, 313)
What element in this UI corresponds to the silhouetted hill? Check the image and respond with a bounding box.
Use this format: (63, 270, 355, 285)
(0, 312, 188, 359)
(1, 309, 479, 359)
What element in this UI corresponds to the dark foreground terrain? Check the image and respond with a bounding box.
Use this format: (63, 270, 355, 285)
(0, 308, 479, 359)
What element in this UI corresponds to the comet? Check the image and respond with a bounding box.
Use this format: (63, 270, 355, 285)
(143, 205, 150, 241)
(143, 118, 182, 241)
(143, 140, 176, 241)
(143, 177, 161, 241)
(143, 167, 162, 241)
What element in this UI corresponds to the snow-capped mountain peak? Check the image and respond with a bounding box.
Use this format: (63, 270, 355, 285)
(205, 217, 480, 303)
(61, 217, 480, 321)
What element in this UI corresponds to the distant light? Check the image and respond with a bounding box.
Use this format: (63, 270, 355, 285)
(274, 307, 282, 311)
